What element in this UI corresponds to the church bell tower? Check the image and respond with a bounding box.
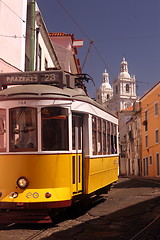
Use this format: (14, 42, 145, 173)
(109, 58, 137, 113)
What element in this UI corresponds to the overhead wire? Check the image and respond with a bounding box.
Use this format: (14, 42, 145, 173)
(56, 0, 91, 42)
(0, 0, 25, 23)
(0, 0, 26, 39)
(56, 0, 115, 79)
(0, 34, 25, 38)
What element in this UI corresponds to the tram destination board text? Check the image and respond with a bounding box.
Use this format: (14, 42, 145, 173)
(0, 70, 65, 88)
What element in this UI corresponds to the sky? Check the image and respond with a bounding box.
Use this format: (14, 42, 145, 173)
(36, 0, 160, 98)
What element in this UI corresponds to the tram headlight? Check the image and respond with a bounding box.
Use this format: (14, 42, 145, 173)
(17, 176, 29, 189)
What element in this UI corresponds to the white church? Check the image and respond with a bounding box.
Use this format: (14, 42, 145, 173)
(96, 58, 137, 113)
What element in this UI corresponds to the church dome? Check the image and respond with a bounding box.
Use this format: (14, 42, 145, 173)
(119, 71, 130, 78)
(119, 57, 130, 78)
(103, 71, 109, 79)
(101, 82, 112, 90)
(100, 70, 112, 90)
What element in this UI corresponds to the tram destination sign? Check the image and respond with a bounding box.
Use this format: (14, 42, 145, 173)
(0, 70, 66, 88)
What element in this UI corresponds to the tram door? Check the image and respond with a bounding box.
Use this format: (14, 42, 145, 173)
(72, 114, 83, 194)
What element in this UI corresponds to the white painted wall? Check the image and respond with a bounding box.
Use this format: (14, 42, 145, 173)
(36, 31, 56, 70)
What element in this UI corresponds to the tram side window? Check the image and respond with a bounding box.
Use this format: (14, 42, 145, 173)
(97, 118, 102, 155)
(72, 115, 82, 150)
(111, 123, 114, 153)
(103, 120, 107, 154)
(92, 116, 105, 155)
(92, 116, 97, 155)
(111, 123, 117, 154)
(92, 116, 117, 155)
(107, 121, 111, 154)
(0, 109, 6, 152)
(9, 107, 37, 151)
(114, 124, 117, 154)
(41, 107, 68, 151)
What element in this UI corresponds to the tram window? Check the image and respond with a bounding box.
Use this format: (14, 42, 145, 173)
(111, 123, 114, 153)
(103, 120, 107, 154)
(72, 115, 82, 150)
(107, 121, 111, 154)
(78, 117, 82, 149)
(111, 135, 114, 153)
(0, 109, 6, 152)
(114, 124, 117, 154)
(111, 123, 117, 154)
(41, 107, 68, 151)
(72, 115, 75, 149)
(98, 118, 102, 155)
(92, 117, 117, 155)
(9, 107, 37, 151)
(92, 116, 97, 155)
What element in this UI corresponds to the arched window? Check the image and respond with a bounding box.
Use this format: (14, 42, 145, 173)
(126, 84, 129, 93)
(116, 85, 118, 94)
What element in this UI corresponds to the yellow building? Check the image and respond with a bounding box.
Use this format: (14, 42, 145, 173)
(141, 82, 160, 177)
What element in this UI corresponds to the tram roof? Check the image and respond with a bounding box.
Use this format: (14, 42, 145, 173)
(0, 84, 117, 118)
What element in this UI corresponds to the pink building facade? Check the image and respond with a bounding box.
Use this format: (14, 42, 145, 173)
(0, 0, 27, 72)
(49, 32, 83, 74)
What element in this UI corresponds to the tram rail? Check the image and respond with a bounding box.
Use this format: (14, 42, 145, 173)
(130, 215, 160, 240)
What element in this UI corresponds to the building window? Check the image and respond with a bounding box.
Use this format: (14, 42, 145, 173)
(156, 153, 160, 175)
(45, 58, 48, 70)
(149, 155, 152, 165)
(116, 85, 118, 94)
(144, 110, 148, 132)
(126, 84, 129, 93)
(143, 157, 148, 176)
(38, 44, 42, 71)
(137, 140, 139, 150)
(135, 120, 137, 130)
(155, 129, 159, 144)
(155, 102, 158, 116)
(145, 135, 148, 148)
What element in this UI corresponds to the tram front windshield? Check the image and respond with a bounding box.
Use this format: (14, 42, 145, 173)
(9, 106, 69, 152)
(41, 107, 68, 151)
(10, 107, 37, 151)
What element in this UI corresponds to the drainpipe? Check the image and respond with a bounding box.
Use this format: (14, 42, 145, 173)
(35, 27, 39, 71)
(29, 0, 35, 71)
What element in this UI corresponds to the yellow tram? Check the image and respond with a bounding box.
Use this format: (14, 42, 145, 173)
(0, 70, 118, 214)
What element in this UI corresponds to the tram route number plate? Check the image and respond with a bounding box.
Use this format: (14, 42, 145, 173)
(0, 70, 65, 88)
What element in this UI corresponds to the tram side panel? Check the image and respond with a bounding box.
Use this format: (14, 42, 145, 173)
(83, 114, 119, 195)
(84, 156, 119, 194)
